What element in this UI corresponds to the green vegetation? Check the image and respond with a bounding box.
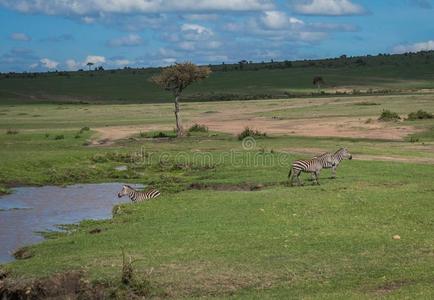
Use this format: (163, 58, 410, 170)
(379, 110, 401, 122)
(407, 109, 433, 120)
(188, 123, 209, 133)
(238, 127, 267, 140)
(1, 93, 434, 298)
(1, 51, 434, 104)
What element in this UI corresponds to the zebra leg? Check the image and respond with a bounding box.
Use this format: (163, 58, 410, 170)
(313, 171, 320, 185)
(331, 166, 337, 179)
(296, 171, 303, 186)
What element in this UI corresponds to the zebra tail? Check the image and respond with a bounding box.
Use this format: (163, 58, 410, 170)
(288, 169, 292, 179)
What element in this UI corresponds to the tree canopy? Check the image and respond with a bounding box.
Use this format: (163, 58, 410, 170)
(151, 62, 211, 96)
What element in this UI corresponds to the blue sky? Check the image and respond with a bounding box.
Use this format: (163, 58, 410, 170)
(0, 0, 433, 72)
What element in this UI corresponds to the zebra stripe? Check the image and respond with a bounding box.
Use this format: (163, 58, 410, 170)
(314, 148, 352, 178)
(288, 155, 334, 186)
(118, 185, 160, 202)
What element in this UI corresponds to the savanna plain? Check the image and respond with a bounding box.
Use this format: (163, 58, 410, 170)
(1, 82, 434, 299)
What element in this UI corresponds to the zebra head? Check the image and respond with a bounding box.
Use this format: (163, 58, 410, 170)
(336, 148, 352, 160)
(118, 185, 132, 198)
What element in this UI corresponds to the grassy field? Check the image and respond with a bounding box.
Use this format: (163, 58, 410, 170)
(1, 51, 434, 104)
(1, 93, 434, 298)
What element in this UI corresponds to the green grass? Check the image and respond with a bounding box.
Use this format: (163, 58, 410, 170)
(1, 94, 434, 298)
(1, 51, 434, 104)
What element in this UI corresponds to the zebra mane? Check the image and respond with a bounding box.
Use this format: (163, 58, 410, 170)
(124, 184, 135, 190)
(335, 148, 345, 154)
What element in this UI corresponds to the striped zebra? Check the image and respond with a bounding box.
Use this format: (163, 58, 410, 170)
(288, 155, 335, 186)
(313, 148, 352, 179)
(117, 185, 160, 202)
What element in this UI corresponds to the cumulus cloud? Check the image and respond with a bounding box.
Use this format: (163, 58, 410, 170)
(293, 0, 366, 16)
(40, 58, 59, 69)
(260, 11, 303, 30)
(65, 59, 79, 70)
(10, 32, 31, 41)
(0, 0, 274, 15)
(85, 55, 106, 65)
(107, 34, 144, 47)
(392, 40, 434, 53)
(181, 23, 214, 40)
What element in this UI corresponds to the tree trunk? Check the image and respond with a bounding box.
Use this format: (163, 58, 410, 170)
(174, 95, 183, 137)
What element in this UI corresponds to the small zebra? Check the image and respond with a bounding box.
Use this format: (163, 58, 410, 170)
(314, 148, 352, 179)
(288, 155, 335, 186)
(117, 185, 160, 202)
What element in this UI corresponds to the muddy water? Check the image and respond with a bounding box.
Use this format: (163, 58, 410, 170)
(0, 183, 141, 263)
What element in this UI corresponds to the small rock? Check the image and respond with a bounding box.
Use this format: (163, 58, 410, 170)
(392, 235, 401, 240)
(115, 165, 128, 171)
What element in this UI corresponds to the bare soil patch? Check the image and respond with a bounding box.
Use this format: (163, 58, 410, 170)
(91, 125, 171, 145)
(198, 116, 418, 140)
(373, 279, 415, 296)
(0, 271, 106, 300)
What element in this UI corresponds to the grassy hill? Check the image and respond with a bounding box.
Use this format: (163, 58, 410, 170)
(1, 51, 434, 104)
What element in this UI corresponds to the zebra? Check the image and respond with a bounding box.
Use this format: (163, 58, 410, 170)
(117, 185, 160, 202)
(313, 148, 352, 179)
(288, 155, 335, 186)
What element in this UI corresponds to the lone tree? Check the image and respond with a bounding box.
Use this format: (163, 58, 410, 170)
(151, 62, 211, 137)
(86, 62, 94, 71)
(313, 76, 325, 90)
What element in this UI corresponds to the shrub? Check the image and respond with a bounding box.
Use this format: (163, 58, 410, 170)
(54, 134, 65, 140)
(152, 131, 176, 138)
(407, 110, 433, 120)
(409, 136, 420, 143)
(6, 129, 18, 135)
(188, 123, 208, 132)
(238, 127, 267, 140)
(79, 126, 90, 133)
(378, 110, 400, 122)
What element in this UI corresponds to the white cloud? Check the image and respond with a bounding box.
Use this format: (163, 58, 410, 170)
(65, 59, 79, 70)
(0, 0, 274, 15)
(113, 59, 131, 66)
(179, 23, 214, 41)
(29, 63, 38, 68)
(81, 16, 95, 24)
(84, 55, 106, 65)
(260, 11, 303, 30)
(40, 58, 59, 69)
(107, 34, 143, 47)
(293, 0, 366, 16)
(392, 40, 434, 53)
(10, 32, 31, 41)
(181, 23, 213, 35)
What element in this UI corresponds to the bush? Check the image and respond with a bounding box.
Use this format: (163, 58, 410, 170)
(6, 129, 18, 135)
(378, 110, 400, 122)
(54, 134, 65, 140)
(407, 110, 433, 120)
(238, 127, 267, 140)
(79, 126, 90, 133)
(188, 123, 208, 132)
